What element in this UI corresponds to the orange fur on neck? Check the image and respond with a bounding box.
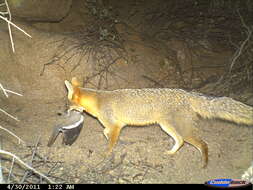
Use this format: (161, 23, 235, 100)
(72, 87, 100, 118)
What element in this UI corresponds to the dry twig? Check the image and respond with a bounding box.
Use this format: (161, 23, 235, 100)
(21, 136, 41, 183)
(0, 125, 25, 145)
(0, 149, 55, 184)
(0, 82, 22, 121)
(229, 10, 252, 73)
(0, 0, 32, 52)
(0, 136, 5, 183)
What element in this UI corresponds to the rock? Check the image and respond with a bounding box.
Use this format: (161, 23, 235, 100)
(8, 0, 72, 22)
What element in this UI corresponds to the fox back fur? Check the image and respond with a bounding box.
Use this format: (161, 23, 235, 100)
(65, 77, 253, 168)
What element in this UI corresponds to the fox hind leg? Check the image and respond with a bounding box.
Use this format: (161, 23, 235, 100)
(184, 135, 208, 168)
(171, 111, 208, 168)
(159, 121, 184, 155)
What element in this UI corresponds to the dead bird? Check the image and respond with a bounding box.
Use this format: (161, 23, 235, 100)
(48, 110, 84, 147)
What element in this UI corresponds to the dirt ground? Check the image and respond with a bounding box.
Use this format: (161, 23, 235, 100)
(0, 0, 252, 184)
(7, 100, 252, 184)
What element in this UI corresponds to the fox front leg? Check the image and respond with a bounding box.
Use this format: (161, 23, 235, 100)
(100, 119, 124, 154)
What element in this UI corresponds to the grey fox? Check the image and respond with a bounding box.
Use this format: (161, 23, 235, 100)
(64, 77, 253, 168)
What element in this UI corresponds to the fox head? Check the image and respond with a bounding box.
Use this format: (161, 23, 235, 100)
(64, 78, 97, 115)
(64, 77, 81, 101)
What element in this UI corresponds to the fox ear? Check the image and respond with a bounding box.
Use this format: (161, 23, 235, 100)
(65, 80, 74, 100)
(71, 77, 80, 87)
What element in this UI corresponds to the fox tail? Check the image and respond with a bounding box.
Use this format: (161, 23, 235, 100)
(190, 95, 253, 126)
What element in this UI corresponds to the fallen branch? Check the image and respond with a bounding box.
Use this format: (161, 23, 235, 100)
(0, 15, 32, 38)
(0, 82, 23, 121)
(0, 84, 23, 97)
(0, 108, 19, 122)
(0, 0, 32, 53)
(0, 136, 5, 184)
(0, 125, 25, 145)
(5, 0, 15, 53)
(0, 83, 9, 97)
(0, 149, 55, 184)
(21, 136, 41, 183)
(7, 157, 15, 183)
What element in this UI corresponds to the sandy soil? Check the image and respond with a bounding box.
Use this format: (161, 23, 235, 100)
(1, 97, 252, 184)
